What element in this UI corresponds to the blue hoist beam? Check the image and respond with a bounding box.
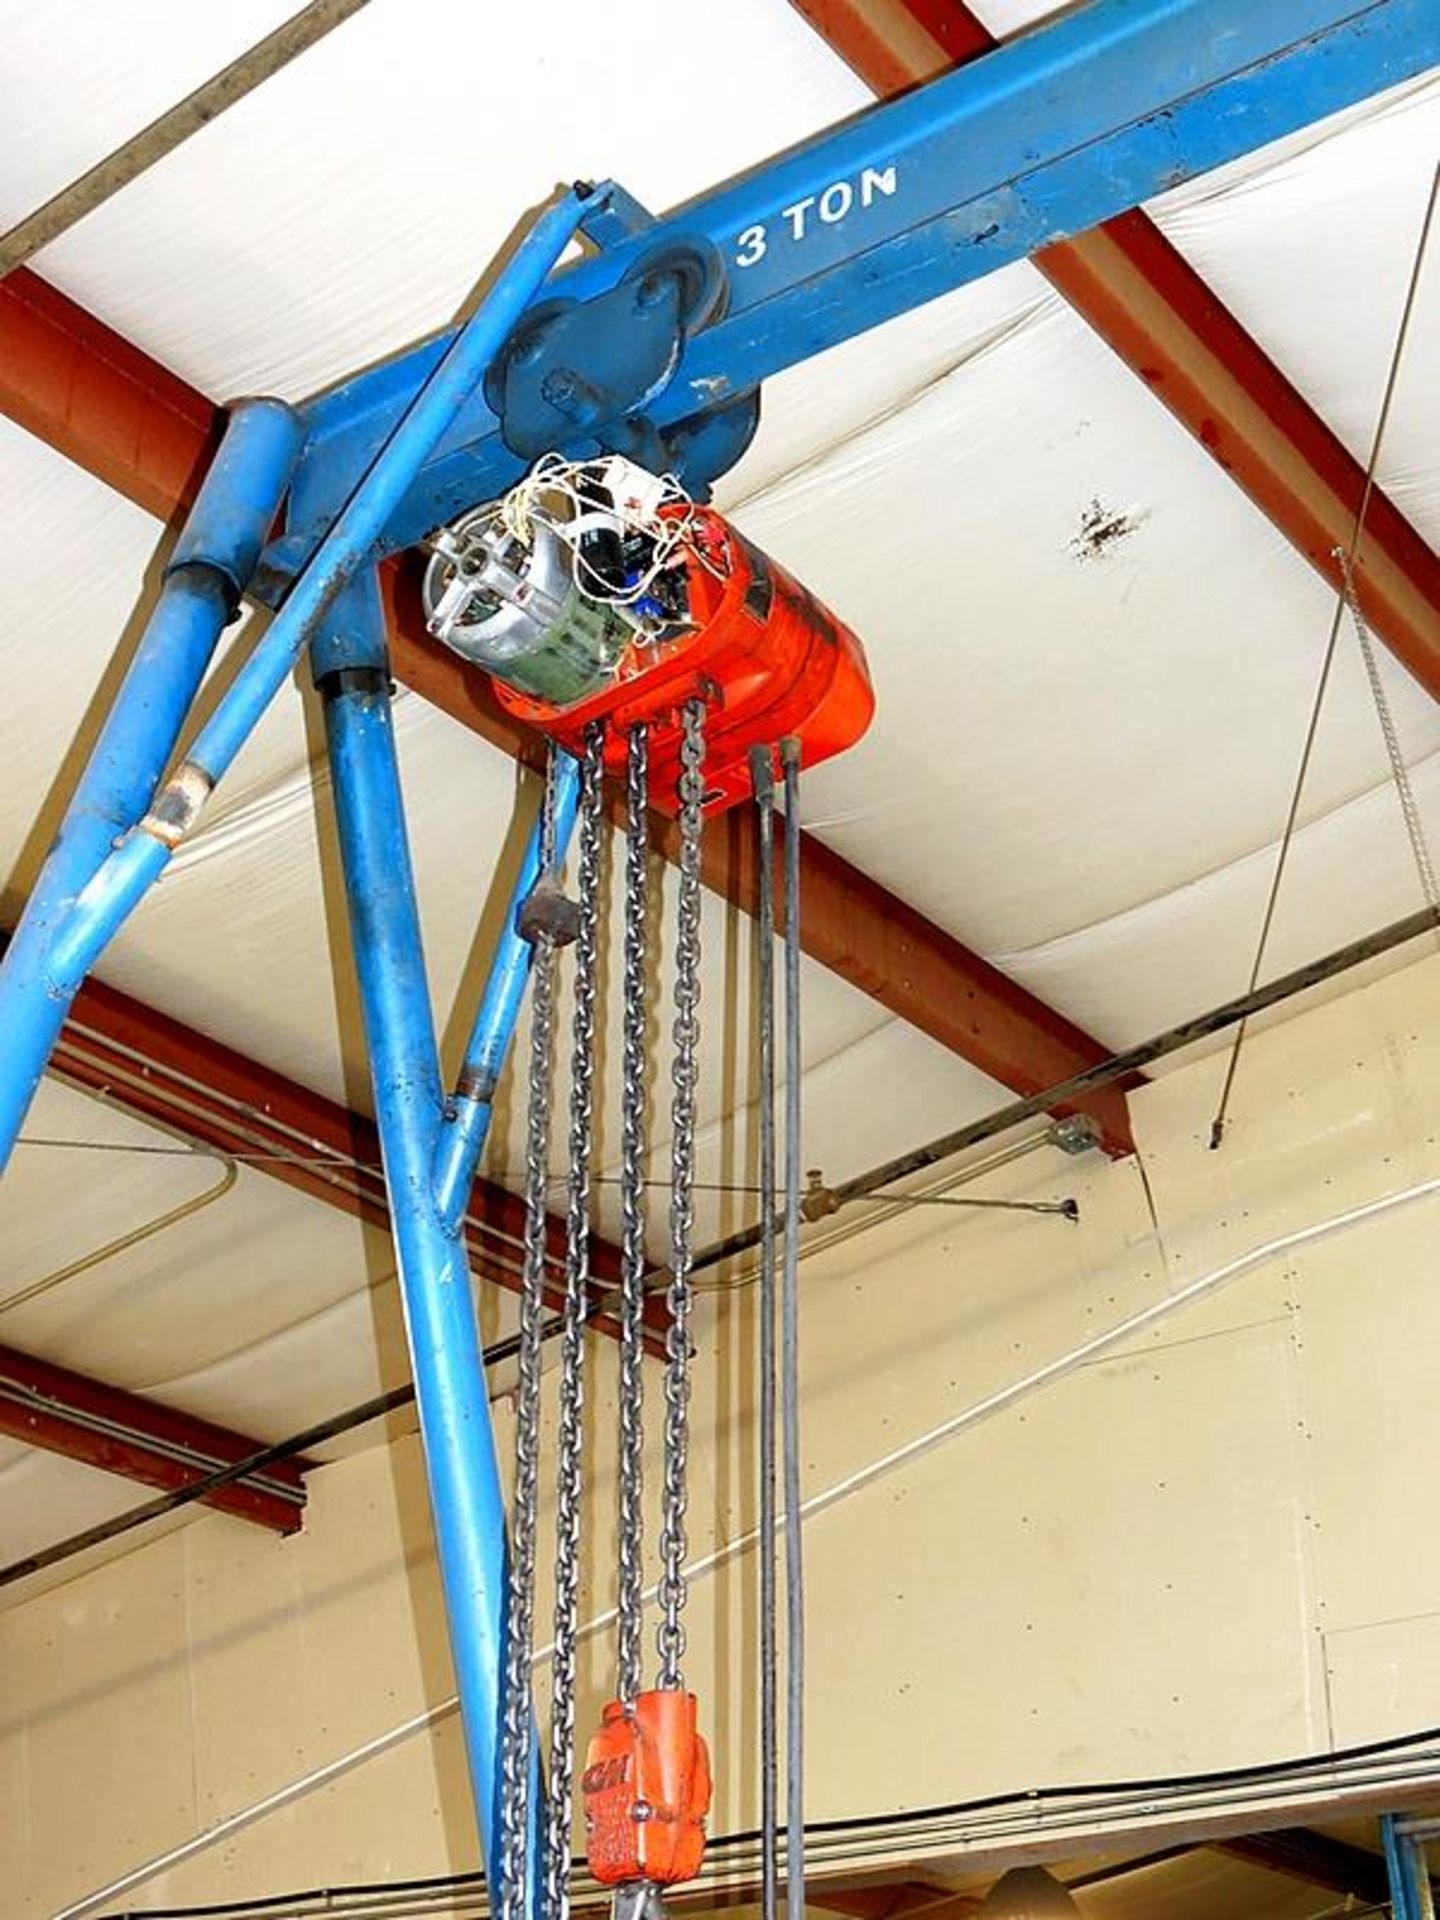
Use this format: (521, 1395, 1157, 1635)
(266, 0, 1439, 587)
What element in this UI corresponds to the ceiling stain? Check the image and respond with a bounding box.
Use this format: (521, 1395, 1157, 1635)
(1071, 496, 1147, 561)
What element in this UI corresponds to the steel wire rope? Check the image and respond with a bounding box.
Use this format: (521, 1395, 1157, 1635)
(1338, 551, 1440, 912)
(1209, 158, 1440, 1147)
(750, 746, 781, 1920)
(779, 739, 806, 1920)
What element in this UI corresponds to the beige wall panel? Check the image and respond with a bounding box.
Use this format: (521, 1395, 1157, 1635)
(289, 1439, 450, 1754)
(699, 1148, 1165, 1523)
(1324, 1611, 1440, 1749)
(142, 1712, 476, 1907)
(1285, 1199, 1440, 1635)
(1131, 958, 1440, 1279)
(0, 1695, 29, 1906)
(181, 1433, 475, 1836)
(793, 1318, 1315, 1815)
(3, 1531, 195, 1916)
(184, 1513, 312, 1825)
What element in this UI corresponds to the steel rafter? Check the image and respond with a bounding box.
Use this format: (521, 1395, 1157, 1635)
(0, 267, 1135, 1153)
(37, 956, 654, 1347)
(791, 0, 1440, 698)
(0, 1341, 308, 1533)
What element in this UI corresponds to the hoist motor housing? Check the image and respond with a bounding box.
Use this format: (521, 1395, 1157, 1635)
(420, 458, 873, 813)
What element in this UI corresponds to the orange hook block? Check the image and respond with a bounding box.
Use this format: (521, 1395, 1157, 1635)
(583, 1689, 712, 1887)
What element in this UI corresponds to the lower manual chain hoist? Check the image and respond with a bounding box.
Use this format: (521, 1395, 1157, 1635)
(425, 455, 870, 1920)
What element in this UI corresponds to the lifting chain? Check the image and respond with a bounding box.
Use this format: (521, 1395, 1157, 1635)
(546, 722, 606, 1920)
(584, 701, 711, 1912)
(616, 723, 651, 1708)
(499, 746, 563, 1920)
(657, 697, 706, 1691)
(501, 705, 713, 1920)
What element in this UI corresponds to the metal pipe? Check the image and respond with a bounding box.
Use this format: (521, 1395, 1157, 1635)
(432, 754, 582, 1228)
(0, 1147, 237, 1316)
(750, 747, 780, 1920)
(0, 187, 592, 1171)
(780, 739, 806, 1920)
(317, 571, 536, 1898)
(690, 902, 1440, 1277)
(0, 397, 302, 1168)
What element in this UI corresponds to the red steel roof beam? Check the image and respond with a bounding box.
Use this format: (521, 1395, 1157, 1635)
(42, 965, 655, 1346)
(0, 1341, 308, 1532)
(0, 267, 1134, 1153)
(791, 0, 1440, 698)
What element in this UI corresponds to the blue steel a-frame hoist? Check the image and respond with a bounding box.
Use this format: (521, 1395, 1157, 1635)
(0, 2, 1434, 1910)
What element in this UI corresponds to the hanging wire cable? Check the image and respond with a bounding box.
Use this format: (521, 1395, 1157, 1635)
(0, 0, 371, 277)
(1209, 159, 1440, 1148)
(749, 747, 781, 1920)
(779, 737, 806, 1920)
(0, 1148, 236, 1315)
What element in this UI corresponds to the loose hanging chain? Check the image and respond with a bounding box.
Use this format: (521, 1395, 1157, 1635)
(546, 724, 606, 1920)
(499, 748, 562, 1920)
(616, 725, 652, 1707)
(657, 698, 707, 1690)
(1339, 554, 1440, 913)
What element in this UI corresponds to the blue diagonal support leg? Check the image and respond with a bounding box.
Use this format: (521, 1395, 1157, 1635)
(0, 396, 302, 1166)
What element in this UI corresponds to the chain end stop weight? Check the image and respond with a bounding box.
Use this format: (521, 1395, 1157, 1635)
(583, 1689, 712, 1888)
(517, 871, 582, 947)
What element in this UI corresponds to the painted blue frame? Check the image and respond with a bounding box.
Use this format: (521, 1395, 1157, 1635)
(0, 3, 1434, 1903)
(1383, 1814, 1435, 1920)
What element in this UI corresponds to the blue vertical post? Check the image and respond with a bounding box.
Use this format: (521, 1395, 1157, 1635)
(432, 753, 581, 1229)
(1383, 1815, 1433, 1920)
(316, 568, 540, 1898)
(0, 397, 302, 1166)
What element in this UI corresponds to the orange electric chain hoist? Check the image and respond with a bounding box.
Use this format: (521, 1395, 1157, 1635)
(421, 453, 873, 809)
(427, 453, 867, 1920)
